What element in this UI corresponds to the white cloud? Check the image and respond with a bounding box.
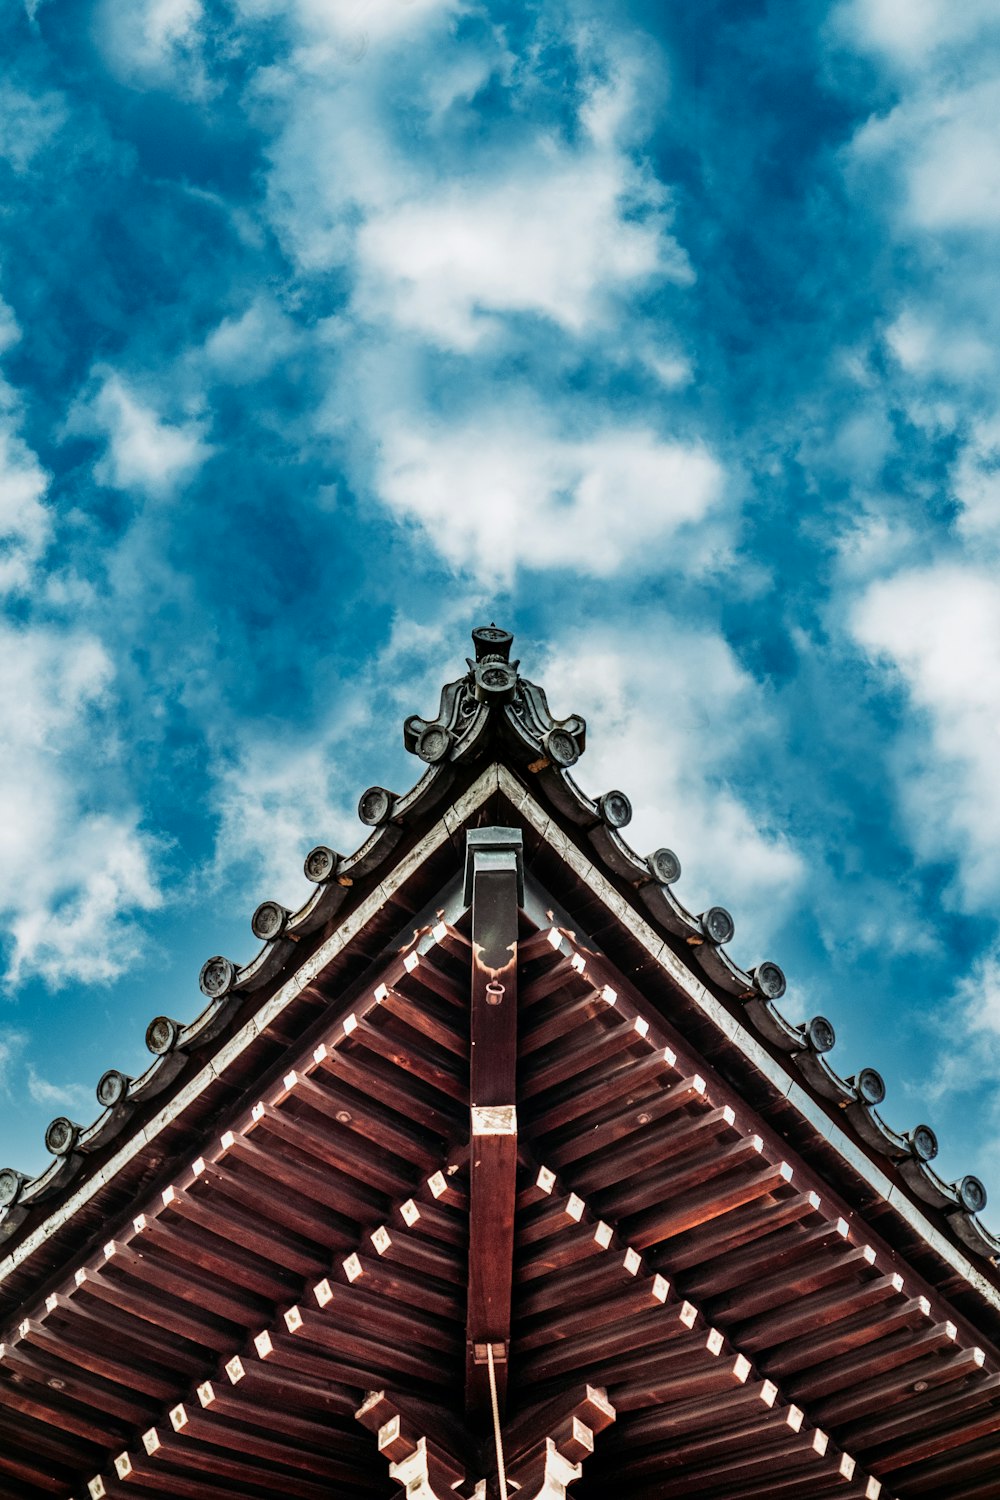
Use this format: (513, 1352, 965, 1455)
(852, 78, 1000, 233)
(932, 945, 1000, 1095)
(355, 151, 688, 350)
(254, 17, 688, 350)
(0, 1030, 26, 1097)
(207, 606, 485, 916)
(95, 0, 209, 91)
(205, 615, 800, 960)
(0, 627, 161, 986)
(72, 370, 212, 499)
(0, 83, 67, 172)
(25, 1065, 92, 1115)
(885, 307, 994, 383)
(921, 942, 1000, 1190)
(201, 297, 302, 382)
(228, 13, 714, 591)
(853, 565, 1000, 908)
(833, 0, 1000, 68)
(0, 379, 51, 593)
(904, 83, 1000, 232)
(953, 414, 1000, 540)
(212, 739, 361, 914)
(376, 419, 725, 585)
(0, 297, 20, 356)
(234, 0, 457, 52)
(538, 625, 804, 947)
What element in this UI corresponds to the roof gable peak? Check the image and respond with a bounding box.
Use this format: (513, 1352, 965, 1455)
(403, 623, 587, 774)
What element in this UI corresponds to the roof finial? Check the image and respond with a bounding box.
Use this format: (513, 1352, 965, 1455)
(471, 624, 514, 663)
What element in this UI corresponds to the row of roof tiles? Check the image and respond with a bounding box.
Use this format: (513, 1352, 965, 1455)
(1, 626, 995, 1267)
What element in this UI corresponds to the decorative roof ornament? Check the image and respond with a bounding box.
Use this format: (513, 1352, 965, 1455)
(403, 624, 587, 771)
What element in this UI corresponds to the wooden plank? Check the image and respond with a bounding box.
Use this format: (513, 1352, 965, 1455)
(517, 1219, 614, 1282)
(527, 1051, 684, 1146)
(0, 1339, 157, 1427)
(867, 1395, 1000, 1474)
(369, 1222, 466, 1286)
(376, 986, 467, 1059)
(279, 1070, 445, 1168)
(526, 1051, 683, 1144)
(712, 1245, 879, 1326)
(15, 1317, 180, 1400)
(814, 1340, 981, 1426)
(661, 1189, 824, 1273)
(520, 1014, 650, 1099)
(246, 1100, 411, 1199)
(732, 1269, 902, 1354)
(517, 1244, 642, 1318)
(313, 1276, 461, 1355)
(217, 1125, 384, 1221)
(125, 1419, 341, 1496)
(625, 1160, 796, 1249)
(849, 1371, 1000, 1454)
(764, 1291, 927, 1379)
(791, 1317, 957, 1405)
(188, 1153, 355, 1249)
(897, 1430, 1000, 1494)
(613, 1377, 778, 1445)
(518, 1299, 703, 1385)
(128, 1211, 294, 1302)
(312, 1040, 463, 1137)
(466, 832, 520, 1416)
(168, 1402, 350, 1481)
(282, 1303, 454, 1384)
(572, 1104, 736, 1195)
(223, 1351, 357, 1417)
(43, 1289, 205, 1377)
(253, 1323, 427, 1393)
(516, 1272, 669, 1352)
(340, 1249, 463, 1322)
(101, 1239, 266, 1328)
(197, 1378, 371, 1458)
(344, 1014, 468, 1104)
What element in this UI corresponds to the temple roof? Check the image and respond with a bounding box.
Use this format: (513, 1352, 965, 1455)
(1, 625, 995, 1273)
(2, 627, 1000, 1498)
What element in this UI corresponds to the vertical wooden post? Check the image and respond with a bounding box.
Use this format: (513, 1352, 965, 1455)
(465, 829, 522, 1417)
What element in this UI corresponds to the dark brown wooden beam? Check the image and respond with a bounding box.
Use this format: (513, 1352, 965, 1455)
(466, 829, 522, 1417)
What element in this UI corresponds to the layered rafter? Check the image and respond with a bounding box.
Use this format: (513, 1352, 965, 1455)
(0, 892, 995, 1499)
(2, 628, 1000, 1500)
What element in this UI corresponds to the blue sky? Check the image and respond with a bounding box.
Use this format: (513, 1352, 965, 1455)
(1, 0, 1000, 1218)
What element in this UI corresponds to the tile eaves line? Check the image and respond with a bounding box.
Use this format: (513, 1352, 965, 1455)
(495, 763, 1000, 1320)
(4, 757, 996, 1326)
(0, 764, 502, 1291)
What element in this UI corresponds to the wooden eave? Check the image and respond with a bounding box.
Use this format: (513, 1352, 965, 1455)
(3, 628, 1000, 1499)
(1, 831, 999, 1496)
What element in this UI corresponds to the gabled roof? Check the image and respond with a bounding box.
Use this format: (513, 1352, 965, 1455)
(1, 626, 1000, 1499)
(1, 625, 995, 1283)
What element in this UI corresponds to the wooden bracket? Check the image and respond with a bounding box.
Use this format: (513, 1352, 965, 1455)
(502, 1386, 616, 1500)
(356, 1391, 471, 1499)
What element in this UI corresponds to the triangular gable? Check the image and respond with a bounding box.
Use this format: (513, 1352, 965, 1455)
(1, 627, 999, 1499)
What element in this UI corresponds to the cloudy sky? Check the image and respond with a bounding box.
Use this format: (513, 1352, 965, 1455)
(1, 0, 999, 1218)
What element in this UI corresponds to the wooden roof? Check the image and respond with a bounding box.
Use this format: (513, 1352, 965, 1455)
(1, 626, 999, 1499)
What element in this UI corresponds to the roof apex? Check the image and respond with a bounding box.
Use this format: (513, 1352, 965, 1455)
(401, 623, 587, 772)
